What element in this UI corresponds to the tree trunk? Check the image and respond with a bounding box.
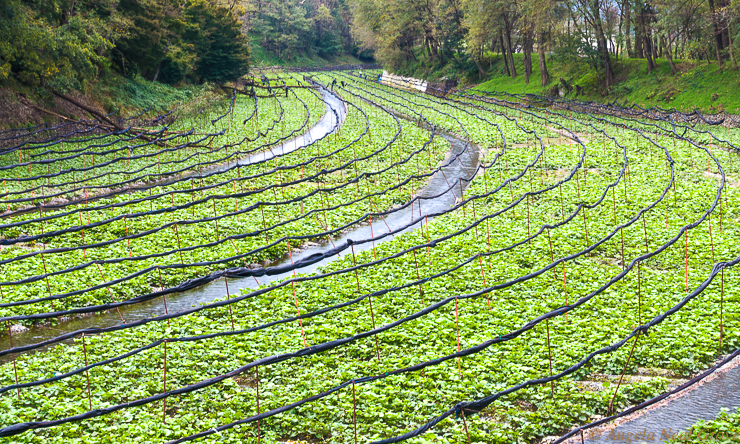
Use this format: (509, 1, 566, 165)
(730, 27, 739, 70)
(663, 36, 677, 75)
(538, 29, 550, 86)
(635, 7, 643, 58)
(644, 33, 654, 72)
(51, 90, 122, 129)
(474, 46, 486, 78)
(646, 19, 656, 69)
(503, 14, 517, 78)
(592, 0, 614, 88)
(624, 0, 632, 57)
(500, 30, 511, 76)
(708, 0, 724, 66)
(523, 30, 533, 84)
(153, 60, 163, 82)
(653, 35, 659, 60)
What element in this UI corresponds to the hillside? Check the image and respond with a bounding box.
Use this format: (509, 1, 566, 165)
(249, 41, 369, 68)
(0, 71, 221, 129)
(473, 54, 740, 115)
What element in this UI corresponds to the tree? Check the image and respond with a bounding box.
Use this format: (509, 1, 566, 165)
(0, 0, 114, 89)
(184, 0, 250, 83)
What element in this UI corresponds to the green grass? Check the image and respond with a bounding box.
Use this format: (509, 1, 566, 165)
(0, 71, 222, 129)
(474, 53, 740, 115)
(249, 40, 368, 68)
(88, 71, 220, 117)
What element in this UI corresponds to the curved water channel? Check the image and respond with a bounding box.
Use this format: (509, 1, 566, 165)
(5, 83, 735, 442)
(571, 357, 740, 444)
(0, 86, 480, 360)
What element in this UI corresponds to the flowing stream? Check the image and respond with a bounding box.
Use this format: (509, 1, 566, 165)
(578, 358, 740, 443)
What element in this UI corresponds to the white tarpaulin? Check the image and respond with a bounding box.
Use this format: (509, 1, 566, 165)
(379, 70, 427, 92)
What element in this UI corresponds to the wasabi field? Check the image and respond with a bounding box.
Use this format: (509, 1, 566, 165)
(1, 70, 740, 444)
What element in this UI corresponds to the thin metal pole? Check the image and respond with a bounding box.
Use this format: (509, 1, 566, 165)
(286, 240, 308, 348)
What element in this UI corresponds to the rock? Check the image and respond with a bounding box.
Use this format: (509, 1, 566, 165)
(9, 324, 29, 334)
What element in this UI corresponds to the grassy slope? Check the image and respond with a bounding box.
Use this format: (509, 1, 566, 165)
(473, 53, 740, 115)
(249, 39, 368, 68)
(0, 71, 219, 129)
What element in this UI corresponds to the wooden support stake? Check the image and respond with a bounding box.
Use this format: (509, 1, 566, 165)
(352, 381, 358, 444)
(526, 195, 532, 243)
(7, 322, 20, 400)
(558, 183, 565, 222)
(546, 318, 554, 397)
(620, 227, 626, 272)
(547, 229, 556, 280)
(425, 216, 432, 265)
(460, 407, 472, 444)
(94, 263, 125, 323)
(562, 260, 569, 323)
(478, 256, 491, 310)
(641, 213, 650, 253)
(82, 333, 92, 410)
(413, 249, 424, 304)
(454, 296, 463, 378)
(608, 334, 640, 415)
(720, 269, 725, 352)
(684, 230, 690, 293)
(162, 340, 168, 424)
(286, 240, 308, 348)
(224, 277, 235, 331)
(157, 267, 170, 327)
(352, 245, 380, 361)
(256, 365, 261, 444)
(212, 200, 220, 241)
(173, 224, 185, 275)
(369, 217, 377, 261)
(637, 263, 643, 325)
(486, 219, 493, 270)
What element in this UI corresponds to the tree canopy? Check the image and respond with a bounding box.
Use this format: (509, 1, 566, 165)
(0, 0, 251, 89)
(352, 0, 740, 89)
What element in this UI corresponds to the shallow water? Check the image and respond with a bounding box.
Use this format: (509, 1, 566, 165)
(582, 363, 740, 443)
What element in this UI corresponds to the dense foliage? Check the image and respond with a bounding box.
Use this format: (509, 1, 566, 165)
(0, 0, 250, 89)
(244, 0, 365, 61)
(351, 0, 740, 89)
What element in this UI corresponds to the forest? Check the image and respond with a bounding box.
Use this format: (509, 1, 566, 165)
(351, 0, 740, 89)
(0, 0, 361, 91)
(3, 0, 740, 94)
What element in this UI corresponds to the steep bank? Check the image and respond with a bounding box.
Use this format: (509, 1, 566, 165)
(0, 72, 219, 130)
